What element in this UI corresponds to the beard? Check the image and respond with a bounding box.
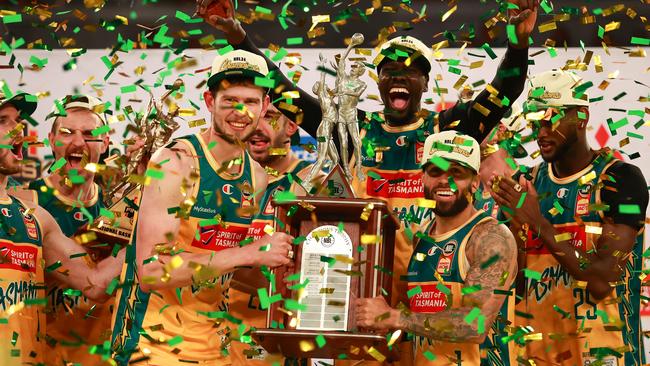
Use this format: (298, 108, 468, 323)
(426, 186, 472, 217)
(213, 115, 255, 144)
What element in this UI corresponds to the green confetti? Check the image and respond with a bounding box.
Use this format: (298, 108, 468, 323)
(106, 277, 119, 295)
(2, 14, 22, 24)
(91, 124, 110, 136)
(258, 288, 270, 310)
(462, 285, 482, 295)
(481, 43, 497, 59)
(315, 334, 326, 348)
(477, 314, 486, 334)
(423, 351, 436, 361)
(407, 286, 422, 298)
(284, 299, 307, 311)
(464, 307, 481, 323)
(506, 24, 518, 45)
(516, 192, 527, 209)
(429, 156, 450, 171)
(480, 254, 500, 269)
(436, 282, 451, 295)
(168, 335, 184, 347)
(523, 268, 541, 281)
(254, 77, 275, 88)
(274, 191, 296, 203)
(63, 289, 82, 297)
(619, 204, 640, 214)
(286, 37, 304, 46)
(631, 37, 650, 46)
(100, 208, 115, 219)
(46, 261, 62, 272)
(24, 298, 47, 306)
(120, 85, 137, 93)
(49, 157, 66, 173)
(367, 171, 382, 180)
(145, 169, 165, 180)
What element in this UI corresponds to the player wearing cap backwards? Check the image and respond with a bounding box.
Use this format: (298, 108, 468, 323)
(110, 50, 295, 366)
(228, 103, 320, 365)
(490, 69, 648, 365)
(9, 94, 121, 365)
(0, 92, 124, 365)
(197, 0, 536, 303)
(355, 130, 518, 365)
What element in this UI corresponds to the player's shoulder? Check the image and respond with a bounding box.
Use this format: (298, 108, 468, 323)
(470, 216, 515, 248)
(603, 159, 645, 182)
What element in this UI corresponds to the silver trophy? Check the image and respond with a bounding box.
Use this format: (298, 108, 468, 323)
(303, 33, 366, 193)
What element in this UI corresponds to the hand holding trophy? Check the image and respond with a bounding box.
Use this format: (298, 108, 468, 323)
(88, 80, 183, 250)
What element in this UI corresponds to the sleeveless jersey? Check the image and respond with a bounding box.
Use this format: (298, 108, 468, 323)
(229, 159, 311, 365)
(0, 196, 45, 365)
(520, 153, 644, 366)
(28, 178, 111, 365)
(350, 112, 440, 308)
(111, 133, 258, 366)
(407, 210, 515, 365)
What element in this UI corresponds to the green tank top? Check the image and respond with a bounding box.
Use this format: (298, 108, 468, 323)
(111, 133, 258, 365)
(247, 159, 311, 240)
(525, 151, 644, 366)
(355, 111, 439, 225)
(28, 178, 104, 237)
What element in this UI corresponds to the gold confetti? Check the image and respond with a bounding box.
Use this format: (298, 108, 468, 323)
(441, 5, 457, 22)
(299, 340, 315, 352)
(365, 346, 386, 362)
(360, 234, 380, 244)
(585, 225, 602, 235)
(578, 171, 596, 185)
(416, 198, 436, 208)
(554, 232, 572, 242)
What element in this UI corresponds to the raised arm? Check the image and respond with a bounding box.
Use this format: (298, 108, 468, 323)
(195, 0, 368, 142)
(39, 206, 125, 302)
(135, 145, 292, 292)
(439, 0, 538, 142)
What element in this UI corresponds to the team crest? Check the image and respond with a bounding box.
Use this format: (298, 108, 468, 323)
(437, 256, 451, 274)
(239, 180, 254, 218)
(575, 183, 592, 216)
(415, 141, 425, 164)
(442, 240, 458, 256)
(19, 207, 39, 240)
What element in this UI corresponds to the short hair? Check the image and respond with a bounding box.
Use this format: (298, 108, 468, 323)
(50, 107, 105, 135)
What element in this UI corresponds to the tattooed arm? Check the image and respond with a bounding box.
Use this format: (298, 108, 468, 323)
(356, 220, 517, 343)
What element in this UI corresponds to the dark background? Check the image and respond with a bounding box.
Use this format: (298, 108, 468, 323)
(1, 0, 648, 51)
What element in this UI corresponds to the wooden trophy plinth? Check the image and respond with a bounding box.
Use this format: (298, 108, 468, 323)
(252, 197, 400, 361)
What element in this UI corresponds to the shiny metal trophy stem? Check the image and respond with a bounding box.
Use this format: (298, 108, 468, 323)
(90, 79, 183, 245)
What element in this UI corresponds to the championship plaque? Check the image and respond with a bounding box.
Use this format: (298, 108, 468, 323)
(252, 197, 400, 361)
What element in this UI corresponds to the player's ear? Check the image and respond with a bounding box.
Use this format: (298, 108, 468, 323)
(471, 174, 480, 193)
(203, 90, 215, 110)
(285, 119, 298, 137)
(261, 94, 270, 117)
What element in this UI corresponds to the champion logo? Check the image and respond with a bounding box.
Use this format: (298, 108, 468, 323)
(556, 188, 569, 199)
(395, 136, 407, 147)
(222, 184, 234, 195)
(73, 211, 85, 221)
(1, 208, 11, 218)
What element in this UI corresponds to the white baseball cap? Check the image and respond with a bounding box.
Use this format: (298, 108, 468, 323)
(526, 69, 589, 108)
(421, 130, 480, 173)
(46, 94, 107, 123)
(376, 35, 432, 74)
(207, 49, 269, 89)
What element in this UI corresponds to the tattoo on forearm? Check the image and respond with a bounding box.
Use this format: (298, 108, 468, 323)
(400, 221, 517, 342)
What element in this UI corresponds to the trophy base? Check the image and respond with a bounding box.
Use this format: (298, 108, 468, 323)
(252, 329, 400, 361)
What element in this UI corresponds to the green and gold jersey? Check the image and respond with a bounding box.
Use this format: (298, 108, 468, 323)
(111, 134, 259, 366)
(230, 159, 311, 365)
(0, 196, 45, 365)
(407, 210, 516, 366)
(520, 153, 644, 366)
(28, 178, 111, 365)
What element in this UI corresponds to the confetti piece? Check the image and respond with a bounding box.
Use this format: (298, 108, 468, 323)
(407, 286, 422, 298)
(619, 204, 640, 214)
(91, 124, 110, 136)
(523, 269, 541, 281)
(315, 334, 326, 348)
(49, 158, 67, 173)
(554, 232, 572, 242)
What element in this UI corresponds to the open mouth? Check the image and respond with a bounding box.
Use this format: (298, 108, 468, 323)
(433, 189, 456, 202)
(538, 140, 554, 154)
(10, 140, 23, 160)
(388, 87, 411, 111)
(247, 134, 270, 151)
(66, 151, 88, 168)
